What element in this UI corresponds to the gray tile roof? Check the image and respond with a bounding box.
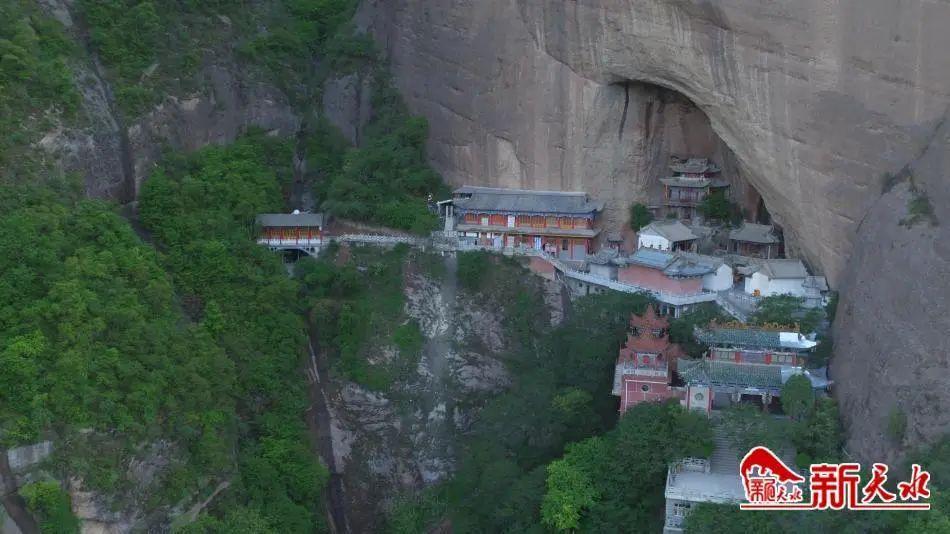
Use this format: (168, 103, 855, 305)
(659, 177, 730, 189)
(729, 223, 780, 244)
(670, 157, 721, 175)
(696, 327, 782, 349)
(622, 249, 720, 277)
(589, 247, 621, 265)
(256, 213, 324, 227)
(639, 220, 698, 243)
(627, 248, 677, 269)
(452, 186, 604, 215)
(759, 259, 808, 279)
(677, 358, 784, 390)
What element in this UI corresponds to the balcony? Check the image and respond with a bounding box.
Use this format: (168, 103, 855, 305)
(257, 237, 323, 247)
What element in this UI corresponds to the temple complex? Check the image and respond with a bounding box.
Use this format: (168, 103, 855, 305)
(678, 323, 829, 414)
(660, 157, 729, 220)
(448, 186, 604, 261)
(612, 305, 685, 414)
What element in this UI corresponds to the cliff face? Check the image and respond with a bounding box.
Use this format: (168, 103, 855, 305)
(359, 0, 950, 461)
(36, 1, 301, 203)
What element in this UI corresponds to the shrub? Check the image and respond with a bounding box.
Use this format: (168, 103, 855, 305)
(21, 481, 80, 534)
(457, 251, 490, 291)
(887, 407, 907, 443)
(629, 202, 652, 231)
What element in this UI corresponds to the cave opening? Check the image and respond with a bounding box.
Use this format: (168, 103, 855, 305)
(607, 80, 781, 258)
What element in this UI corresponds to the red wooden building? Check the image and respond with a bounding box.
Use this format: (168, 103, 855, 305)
(612, 305, 685, 414)
(256, 212, 324, 255)
(450, 186, 604, 261)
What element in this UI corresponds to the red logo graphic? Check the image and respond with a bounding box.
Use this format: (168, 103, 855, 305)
(739, 447, 931, 511)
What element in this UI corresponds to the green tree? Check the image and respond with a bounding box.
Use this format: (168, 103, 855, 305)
(780, 374, 813, 420)
(698, 191, 733, 221)
(456, 251, 491, 291)
(20, 481, 80, 534)
(629, 202, 652, 231)
(541, 445, 601, 531)
(790, 398, 843, 465)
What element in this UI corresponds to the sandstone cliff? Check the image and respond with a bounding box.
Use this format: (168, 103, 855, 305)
(358, 0, 950, 461)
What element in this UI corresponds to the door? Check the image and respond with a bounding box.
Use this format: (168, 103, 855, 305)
(533, 236, 542, 250)
(572, 242, 587, 260)
(507, 215, 515, 228)
(506, 235, 515, 247)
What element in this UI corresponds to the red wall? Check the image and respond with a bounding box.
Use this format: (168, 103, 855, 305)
(617, 264, 702, 295)
(620, 377, 680, 413)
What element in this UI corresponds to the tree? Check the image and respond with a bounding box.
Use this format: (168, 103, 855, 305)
(698, 191, 733, 221)
(541, 448, 601, 531)
(780, 374, 814, 420)
(790, 398, 843, 465)
(629, 203, 652, 231)
(20, 481, 80, 534)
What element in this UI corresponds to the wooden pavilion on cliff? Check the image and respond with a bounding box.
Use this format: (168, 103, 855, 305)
(660, 157, 729, 221)
(612, 305, 685, 414)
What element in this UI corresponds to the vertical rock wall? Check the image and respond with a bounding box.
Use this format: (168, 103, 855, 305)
(358, 0, 950, 461)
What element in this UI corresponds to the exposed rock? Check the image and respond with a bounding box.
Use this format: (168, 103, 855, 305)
(127, 63, 301, 198)
(833, 116, 950, 465)
(69, 479, 138, 534)
(448, 351, 511, 393)
(6, 442, 53, 475)
(455, 297, 507, 354)
(322, 73, 374, 145)
(360, 0, 950, 461)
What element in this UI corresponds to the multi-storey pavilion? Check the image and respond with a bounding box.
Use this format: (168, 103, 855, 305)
(660, 157, 729, 220)
(451, 186, 604, 261)
(612, 305, 685, 414)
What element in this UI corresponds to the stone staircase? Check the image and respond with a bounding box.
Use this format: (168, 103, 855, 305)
(708, 426, 740, 474)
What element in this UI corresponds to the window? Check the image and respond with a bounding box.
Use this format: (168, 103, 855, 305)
(561, 239, 569, 251)
(673, 503, 691, 517)
(641, 384, 651, 392)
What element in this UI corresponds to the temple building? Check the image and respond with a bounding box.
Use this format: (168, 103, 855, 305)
(616, 249, 732, 297)
(741, 258, 809, 298)
(612, 306, 684, 414)
(449, 186, 604, 261)
(660, 157, 729, 220)
(256, 211, 324, 255)
(637, 220, 699, 252)
(677, 323, 828, 414)
(728, 222, 781, 258)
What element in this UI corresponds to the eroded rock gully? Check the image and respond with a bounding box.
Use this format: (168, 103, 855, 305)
(358, 0, 950, 461)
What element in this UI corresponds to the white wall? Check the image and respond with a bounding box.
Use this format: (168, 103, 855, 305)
(744, 272, 806, 297)
(638, 232, 671, 251)
(764, 278, 807, 297)
(702, 264, 733, 291)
